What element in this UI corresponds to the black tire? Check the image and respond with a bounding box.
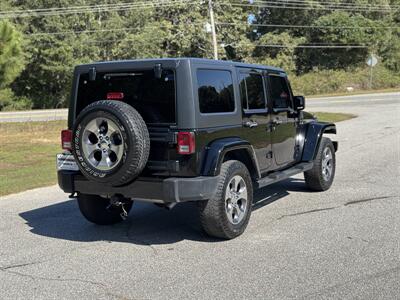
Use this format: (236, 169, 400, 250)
(198, 160, 253, 240)
(77, 193, 133, 225)
(304, 137, 336, 191)
(72, 100, 150, 187)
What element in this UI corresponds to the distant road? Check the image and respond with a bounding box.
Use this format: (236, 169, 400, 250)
(0, 92, 399, 122)
(308, 91, 400, 108)
(0, 108, 68, 123)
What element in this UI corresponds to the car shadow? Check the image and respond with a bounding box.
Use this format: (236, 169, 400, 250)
(19, 178, 308, 245)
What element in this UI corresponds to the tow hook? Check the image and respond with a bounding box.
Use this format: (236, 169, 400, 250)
(107, 195, 129, 220)
(120, 205, 128, 220)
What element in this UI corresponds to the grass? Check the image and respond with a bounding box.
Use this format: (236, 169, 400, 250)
(312, 112, 357, 123)
(0, 120, 66, 196)
(0, 113, 355, 196)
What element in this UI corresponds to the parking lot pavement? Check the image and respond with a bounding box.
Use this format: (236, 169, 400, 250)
(0, 93, 399, 299)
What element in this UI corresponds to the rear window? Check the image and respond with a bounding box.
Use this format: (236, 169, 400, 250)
(197, 69, 235, 114)
(77, 69, 176, 124)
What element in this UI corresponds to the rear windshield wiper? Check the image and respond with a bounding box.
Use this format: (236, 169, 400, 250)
(103, 73, 143, 79)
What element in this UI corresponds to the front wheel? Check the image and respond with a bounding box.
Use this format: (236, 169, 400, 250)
(304, 137, 336, 191)
(198, 160, 253, 239)
(77, 194, 133, 225)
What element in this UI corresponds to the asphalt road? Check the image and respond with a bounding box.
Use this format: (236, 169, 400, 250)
(0, 92, 399, 299)
(0, 109, 67, 123)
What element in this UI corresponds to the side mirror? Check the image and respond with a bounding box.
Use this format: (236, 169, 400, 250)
(293, 95, 305, 111)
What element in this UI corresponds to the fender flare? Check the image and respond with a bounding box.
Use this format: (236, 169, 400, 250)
(201, 137, 261, 178)
(302, 121, 337, 162)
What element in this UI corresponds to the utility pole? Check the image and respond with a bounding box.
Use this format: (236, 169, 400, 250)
(208, 0, 218, 60)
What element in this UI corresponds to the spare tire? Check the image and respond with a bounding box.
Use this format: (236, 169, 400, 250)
(72, 100, 150, 187)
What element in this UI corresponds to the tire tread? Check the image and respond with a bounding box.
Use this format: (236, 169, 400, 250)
(199, 160, 253, 239)
(304, 137, 335, 191)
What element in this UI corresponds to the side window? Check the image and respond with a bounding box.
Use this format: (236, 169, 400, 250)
(269, 75, 291, 109)
(239, 73, 266, 111)
(197, 69, 235, 114)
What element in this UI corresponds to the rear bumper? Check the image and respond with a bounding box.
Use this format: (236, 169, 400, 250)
(58, 171, 218, 203)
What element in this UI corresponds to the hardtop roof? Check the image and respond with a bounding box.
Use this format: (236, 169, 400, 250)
(77, 57, 285, 73)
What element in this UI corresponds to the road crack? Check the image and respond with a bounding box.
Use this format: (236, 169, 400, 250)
(277, 195, 397, 220)
(1, 264, 135, 300)
(344, 196, 395, 206)
(277, 207, 337, 220)
(0, 261, 44, 271)
(298, 265, 400, 299)
(1, 268, 105, 287)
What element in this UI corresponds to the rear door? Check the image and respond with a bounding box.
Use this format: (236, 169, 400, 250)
(238, 69, 272, 172)
(268, 73, 297, 170)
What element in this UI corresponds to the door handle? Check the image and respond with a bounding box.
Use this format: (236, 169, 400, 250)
(244, 120, 258, 128)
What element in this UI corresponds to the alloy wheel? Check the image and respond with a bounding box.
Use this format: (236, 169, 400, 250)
(225, 175, 248, 224)
(81, 117, 124, 171)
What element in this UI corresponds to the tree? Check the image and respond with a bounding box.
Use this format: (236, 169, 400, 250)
(0, 20, 28, 110)
(253, 0, 398, 73)
(0, 21, 25, 89)
(297, 11, 389, 72)
(251, 32, 305, 72)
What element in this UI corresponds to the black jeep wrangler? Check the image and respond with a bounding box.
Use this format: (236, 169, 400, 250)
(57, 58, 337, 239)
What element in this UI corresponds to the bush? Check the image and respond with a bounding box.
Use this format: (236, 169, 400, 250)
(290, 66, 400, 96)
(0, 88, 32, 111)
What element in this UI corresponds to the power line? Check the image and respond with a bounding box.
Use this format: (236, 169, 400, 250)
(254, 44, 369, 48)
(216, 22, 400, 30)
(248, 0, 398, 10)
(226, 1, 398, 12)
(0, 1, 157, 14)
(25, 21, 397, 39)
(38, 35, 370, 48)
(1, 0, 397, 19)
(251, 0, 399, 10)
(28, 18, 399, 37)
(29, 23, 206, 37)
(27, 21, 398, 37)
(0, 0, 199, 19)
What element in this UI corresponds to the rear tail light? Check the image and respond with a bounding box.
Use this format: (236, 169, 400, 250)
(177, 132, 195, 155)
(107, 92, 124, 100)
(61, 129, 72, 151)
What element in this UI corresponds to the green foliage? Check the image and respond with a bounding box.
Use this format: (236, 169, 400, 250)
(0, 88, 32, 111)
(251, 32, 305, 72)
(0, 21, 25, 89)
(254, 0, 399, 73)
(0, 20, 27, 111)
(0, 0, 398, 110)
(297, 11, 389, 71)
